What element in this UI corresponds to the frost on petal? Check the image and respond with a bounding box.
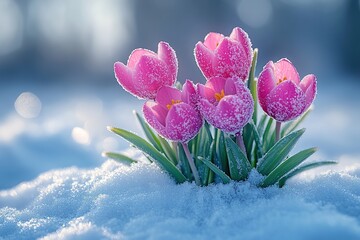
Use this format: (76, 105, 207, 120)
(157, 41, 178, 85)
(229, 27, 253, 67)
(300, 74, 317, 110)
(213, 38, 250, 81)
(155, 86, 182, 108)
(194, 42, 215, 79)
(114, 62, 139, 97)
(181, 80, 198, 107)
(257, 67, 276, 113)
(203, 32, 225, 51)
(266, 80, 306, 122)
(199, 98, 217, 123)
(274, 58, 301, 85)
(127, 48, 156, 69)
(143, 102, 168, 138)
(134, 55, 169, 99)
(165, 103, 203, 142)
(213, 95, 253, 133)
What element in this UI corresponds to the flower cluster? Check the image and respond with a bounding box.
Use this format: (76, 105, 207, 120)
(107, 27, 334, 187)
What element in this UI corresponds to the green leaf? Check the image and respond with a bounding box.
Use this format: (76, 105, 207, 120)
(225, 136, 252, 181)
(257, 114, 268, 136)
(281, 107, 313, 137)
(257, 128, 305, 176)
(157, 136, 178, 165)
(278, 161, 337, 187)
(260, 147, 317, 187)
(198, 157, 231, 184)
(262, 117, 274, 152)
(177, 143, 192, 180)
(243, 123, 254, 161)
(102, 152, 138, 165)
(108, 126, 186, 183)
(249, 121, 264, 159)
(248, 49, 258, 124)
(215, 129, 229, 174)
(134, 111, 163, 152)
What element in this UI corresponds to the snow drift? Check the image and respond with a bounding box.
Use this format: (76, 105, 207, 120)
(1, 153, 360, 239)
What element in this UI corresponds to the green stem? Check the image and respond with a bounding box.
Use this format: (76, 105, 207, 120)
(182, 142, 201, 186)
(236, 132, 246, 154)
(276, 121, 281, 142)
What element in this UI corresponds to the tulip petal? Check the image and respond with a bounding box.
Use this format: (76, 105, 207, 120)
(165, 103, 203, 142)
(300, 74, 317, 110)
(143, 102, 168, 137)
(181, 80, 198, 107)
(257, 66, 276, 113)
(198, 84, 216, 104)
(127, 48, 156, 69)
(274, 58, 301, 85)
(229, 27, 252, 66)
(204, 95, 252, 133)
(224, 77, 237, 95)
(158, 41, 178, 84)
(133, 55, 169, 99)
(114, 62, 138, 96)
(203, 32, 225, 51)
(194, 42, 215, 79)
(155, 86, 182, 108)
(266, 80, 306, 122)
(206, 77, 227, 94)
(213, 38, 250, 80)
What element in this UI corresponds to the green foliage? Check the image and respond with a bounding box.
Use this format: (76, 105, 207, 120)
(106, 50, 335, 187)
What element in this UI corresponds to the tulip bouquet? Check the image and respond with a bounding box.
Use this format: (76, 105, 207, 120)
(105, 27, 335, 187)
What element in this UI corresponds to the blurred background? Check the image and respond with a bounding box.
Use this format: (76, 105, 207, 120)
(0, 0, 359, 189)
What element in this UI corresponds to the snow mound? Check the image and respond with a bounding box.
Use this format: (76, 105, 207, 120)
(1, 155, 360, 239)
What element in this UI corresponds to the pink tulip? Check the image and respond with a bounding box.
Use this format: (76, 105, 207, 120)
(194, 27, 252, 82)
(197, 77, 254, 134)
(257, 58, 317, 122)
(114, 41, 178, 99)
(143, 80, 203, 142)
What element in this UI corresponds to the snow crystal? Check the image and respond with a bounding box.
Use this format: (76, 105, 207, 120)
(1, 155, 360, 239)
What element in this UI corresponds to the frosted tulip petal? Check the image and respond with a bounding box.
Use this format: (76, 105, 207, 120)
(158, 41, 178, 84)
(214, 38, 249, 80)
(194, 42, 215, 79)
(257, 67, 276, 113)
(206, 77, 227, 94)
(114, 62, 138, 96)
(143, 102, 168, 138)
(301, 74, 317, 110)
(198, 84, 216, 104)
(203, 32, 225, 50)
(267, 81, 306, 122)
(134, 55, 169, 99)
(165, 103, 203, 142)
(155, 86, 182, 108)
(274, 59, 301, 84)
(127, 48, 156, 69)
(229, 27, 252, 66)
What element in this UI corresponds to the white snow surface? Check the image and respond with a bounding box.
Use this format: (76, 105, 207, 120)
(1, 154, 360, 239)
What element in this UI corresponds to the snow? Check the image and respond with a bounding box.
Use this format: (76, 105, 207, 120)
(1, 154, 360, 239)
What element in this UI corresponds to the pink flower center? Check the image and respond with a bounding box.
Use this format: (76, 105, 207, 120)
(277, 76, 287, 85)
(214, 89, 225, 102)
(166, 99, 182, 110)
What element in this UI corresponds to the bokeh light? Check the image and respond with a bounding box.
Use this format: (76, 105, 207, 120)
(236, 0, 273, 28)
(14, 92, 42, 119)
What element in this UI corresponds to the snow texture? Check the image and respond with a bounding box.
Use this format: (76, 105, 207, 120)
(1, 154, 360, 239)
